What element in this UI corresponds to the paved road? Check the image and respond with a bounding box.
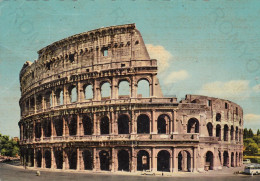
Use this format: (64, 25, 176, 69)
(0, 163, 260, 181)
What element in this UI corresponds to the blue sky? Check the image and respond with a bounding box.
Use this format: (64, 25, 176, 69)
(0, 0, 259, 137)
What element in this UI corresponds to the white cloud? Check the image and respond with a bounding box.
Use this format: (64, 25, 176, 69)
(198, 80, 250, 100)
(253, 84, 260, 92)
(164, 70, 189, 85)
(244, 114, 260, 123)
(146, 44, 172, 73)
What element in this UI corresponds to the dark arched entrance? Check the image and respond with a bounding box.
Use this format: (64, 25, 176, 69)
(230, 126, 234, 140)
(178, 151, 191, 172)
(45, 150, 51, 168)
(54, 118, 63, 136)
(216, 124, 221, 140)
(68, 150, 77, 169)
(36, 150, 42, 168)
(54, 150, 63, 169)
(99, 150, 110, 171)
(118, 150, 129, 171)
(137, 114, 150, 134)
(157, 150, 170, 172)
(35, 122, 41, 139)
(118, 114, 129, 134)
(231, 152, 234, 167)
(83, 150, 93, 170)
(100, 116, 109, 135)
(223, 151, 229, 167)
(68, 116, 77, 136)
(157, 115, 168, 134)
(205, 151, 214, 170)
(224, 125, 229, 141)
(207, 123, 213, 136)
(82, 115, 93, 135)
(137, 150, 150, 171)
(187, 118, 199, 133)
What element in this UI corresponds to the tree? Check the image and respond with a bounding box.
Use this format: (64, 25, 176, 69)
(257, 129, 260, 136)
(244, 128, 248, 139)
(246, 142, 258, 155)
(253, 135, 260, 147)
(244, 138, 255, 147)
(248, 129, 254, 138)
(0, 133, 19, 157)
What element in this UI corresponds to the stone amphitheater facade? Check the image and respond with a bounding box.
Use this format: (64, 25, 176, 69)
(19, 24, 243, 173)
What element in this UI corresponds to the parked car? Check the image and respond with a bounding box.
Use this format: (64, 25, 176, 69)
(243, 159, 251, 164)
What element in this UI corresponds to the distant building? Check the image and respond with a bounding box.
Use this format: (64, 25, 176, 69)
(19, 24, 243, 173)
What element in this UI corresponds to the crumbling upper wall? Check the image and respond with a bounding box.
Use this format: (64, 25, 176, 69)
(19, 24, 160, 96)
(181, 94, 243, 126)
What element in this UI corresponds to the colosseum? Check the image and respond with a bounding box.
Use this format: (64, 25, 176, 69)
(19, 24, 243, 174)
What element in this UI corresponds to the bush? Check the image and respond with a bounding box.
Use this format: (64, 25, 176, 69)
(246, 142, 259, 155)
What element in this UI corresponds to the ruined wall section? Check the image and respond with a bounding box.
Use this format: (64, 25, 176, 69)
(19, 24, 156, 96)
(177, 94, 243, 144)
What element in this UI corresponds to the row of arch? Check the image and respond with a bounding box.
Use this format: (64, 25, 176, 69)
(22, 79, 151, 115)
(206, 122, 242, 142)
(215, 113, 242, 126)
(21, 148, 243, 172)
(24, 114, 171, 140)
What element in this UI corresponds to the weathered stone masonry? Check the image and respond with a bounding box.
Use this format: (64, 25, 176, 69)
(19, 24, 243, 173)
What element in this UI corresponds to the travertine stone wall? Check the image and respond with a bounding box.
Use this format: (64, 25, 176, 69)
(19, 24, 243, 174)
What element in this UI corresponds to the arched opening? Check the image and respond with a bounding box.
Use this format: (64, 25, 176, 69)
(26, 100, 29, 113)
(54, 118, 63, 136)
(54, 150, 63, 169)
(187, 118, 199, 133)
(216, 124, 221, 141)
(29, 149, 34, 167)
(216, 113, 221, 122)
(43, 119, 51, 137)
(137, 114, 150, 134)
(84, 84, 93, 100)
(137, 150, 150, 171)
(207, 122, 213, 136)
(230, 126, 234, 140)
(157, 115, 169, 134)
(178, 151, 191, 172)
(118, 150, 129, 171)
(231, 152, 234, 167)
(118, 114, 129, 134)
(218, 151, 222, 165)
(35, 122, 41, 139)
(45, 92, 52, 108)
(44, 150, 51, 168)
(83, 150, 93, 170)
(30, 97, 35, 112)
(55, 89, 63, 106)
(36, 95, 42, 111)
(68, 116, 77, 136)
(101, 82, 111, 99)
(68, 150, 77, 169)
(223, 151, 229, 167)
(235, 127, 238, 141)
(224, 125, 229, 141)
(100, 116, 109, 135)
(205, 151, 214, 170)
(36, 150, 42, 168)
(99, 150, 110, 171)
(69, 86, 77, 103)
(157, 150, 170, 172)
(137, 79, 150, 98)
(118, 80, 130, 97)
(82, 115, 93, 135)
(235, 152, 238, 167)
